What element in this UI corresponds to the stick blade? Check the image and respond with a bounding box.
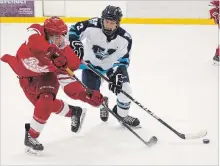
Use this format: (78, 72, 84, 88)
(145, 136, 158, 147)
(184, 130, 207, 139)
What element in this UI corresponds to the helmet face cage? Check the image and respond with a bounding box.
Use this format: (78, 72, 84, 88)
(101, 5, 123, 36)
(48, 34, 69, 49)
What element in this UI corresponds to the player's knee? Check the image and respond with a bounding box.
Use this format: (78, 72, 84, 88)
(34, 93, 55, 122)
(38, 93, 54, 100)
(122, 82, 132, 95)
(36, 93, 54, 111)
(117, 82, 132, 104)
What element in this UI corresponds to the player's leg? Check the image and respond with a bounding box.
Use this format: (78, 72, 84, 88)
(20, 74, 86, 132)
(39, 73, 86, 134)
(82, 69, 101, 90)
(107, 65, 140, 127)
(19, 73, 83, 154)
(19, 73, 59, 154)
(52, 99, 86, 133)
(24, 92, 53, 155)
(82, 69, 109, 122)
(56, 73, 88, 132)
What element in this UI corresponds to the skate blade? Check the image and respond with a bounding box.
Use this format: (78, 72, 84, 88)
(119, 121, 142, 129)
(132, 125, 142, 129)
(24, 146, 42, 156)
(75, 108, 87, 133)
(212, 61, 219, 66)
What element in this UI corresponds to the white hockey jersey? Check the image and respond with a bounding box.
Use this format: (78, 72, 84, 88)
(69, 17, 132, 72)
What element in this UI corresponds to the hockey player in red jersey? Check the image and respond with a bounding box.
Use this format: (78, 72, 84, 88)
(209, 0, 219, 64)
(1, 16, 104, 155)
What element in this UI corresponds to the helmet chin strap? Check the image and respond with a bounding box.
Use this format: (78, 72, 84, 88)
(104, 29, 114, 36)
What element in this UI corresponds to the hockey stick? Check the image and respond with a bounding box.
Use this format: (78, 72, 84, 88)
(80, 61, 207, 140)
(65, 68, 158, 147)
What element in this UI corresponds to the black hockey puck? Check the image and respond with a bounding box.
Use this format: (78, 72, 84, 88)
(203, 139, 210, 144)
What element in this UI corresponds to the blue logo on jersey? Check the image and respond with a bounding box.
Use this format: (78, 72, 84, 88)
(92, 45, 116, 60)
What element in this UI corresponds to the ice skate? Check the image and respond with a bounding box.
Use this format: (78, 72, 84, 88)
(100, 96, 109, 122)
(213, 54, 219, 65)
(113, 105, 141, 128)
(70, 106, 87, 133)
(24, 123, 44, 156)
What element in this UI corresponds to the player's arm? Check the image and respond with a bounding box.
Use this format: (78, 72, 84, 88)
(68, 20, 90, 60)
(57, 47, 104, 107)
(26, 26, 51, 54)
(69, 18, 99, 60)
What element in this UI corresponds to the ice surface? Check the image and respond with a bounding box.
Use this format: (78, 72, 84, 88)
(0, 23, 219, 165)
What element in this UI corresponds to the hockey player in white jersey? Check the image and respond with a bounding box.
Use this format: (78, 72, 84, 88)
(69, 5, 140, 127)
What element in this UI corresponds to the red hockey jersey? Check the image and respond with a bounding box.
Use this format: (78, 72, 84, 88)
(1, 24, 80, 77)
(209, 0, 219, 24)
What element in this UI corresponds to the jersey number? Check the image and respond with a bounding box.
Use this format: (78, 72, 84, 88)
(77, 23, 84, 31)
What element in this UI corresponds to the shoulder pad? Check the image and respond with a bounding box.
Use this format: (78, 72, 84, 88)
(117, 27, 132, 41)
(87, 17, 102, 28)
(27, 24, 45, 36)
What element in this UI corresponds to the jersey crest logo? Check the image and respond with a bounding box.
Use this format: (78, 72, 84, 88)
(92, 45, 116, 60)
(21, 57, 50, 73)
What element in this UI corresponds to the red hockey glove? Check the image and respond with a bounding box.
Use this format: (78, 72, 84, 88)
(84, 89, 104, 107)
(52, 55, 68, 69)
(46, 44, 68, 68)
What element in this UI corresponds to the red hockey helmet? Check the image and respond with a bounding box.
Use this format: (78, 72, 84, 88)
(44, 16, 68, 36)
